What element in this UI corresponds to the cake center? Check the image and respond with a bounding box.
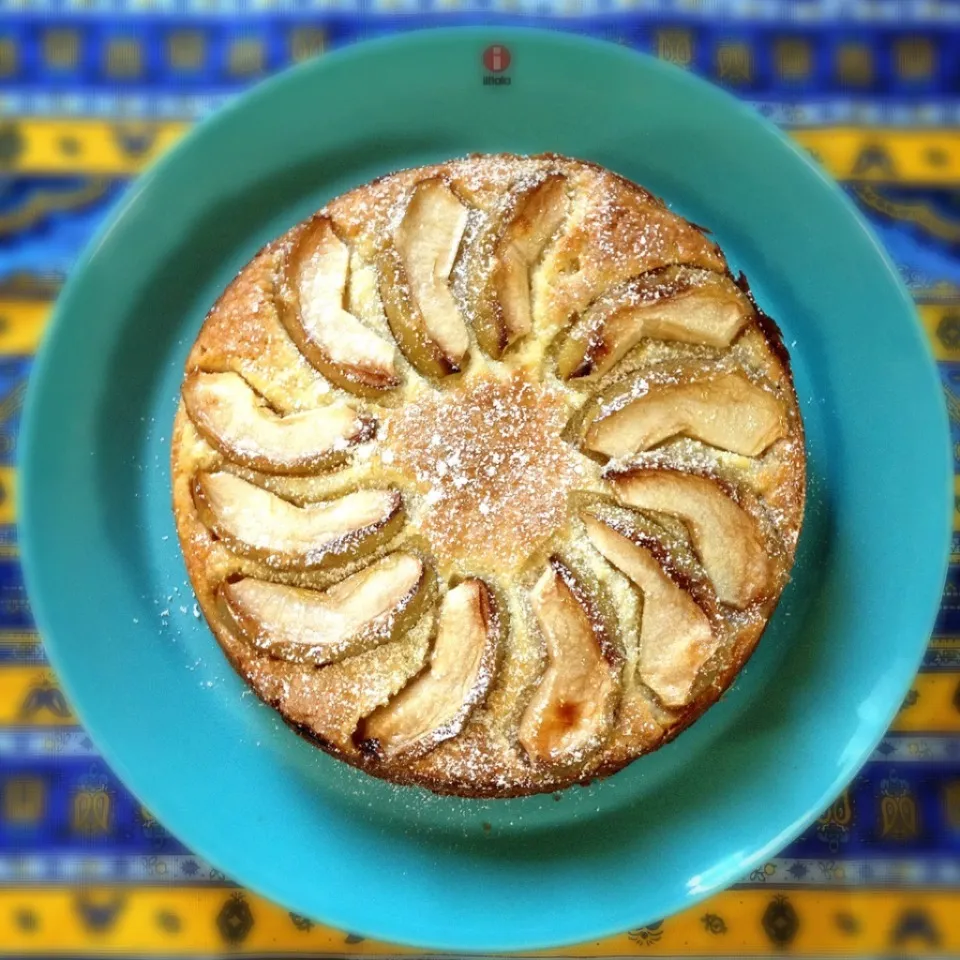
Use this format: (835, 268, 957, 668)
(383, 373, 584, 575)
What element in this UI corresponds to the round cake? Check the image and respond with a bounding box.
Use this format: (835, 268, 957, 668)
(172, 153, 805, 797)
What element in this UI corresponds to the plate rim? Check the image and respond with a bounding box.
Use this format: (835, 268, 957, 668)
(19, 25, 952, 952)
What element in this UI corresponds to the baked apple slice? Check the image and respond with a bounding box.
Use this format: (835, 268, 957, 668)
(380, 178, 470, 377)
(556, 267, 754, 380)
(610, 469, 772, 608)
(278, 216, 400, 396)
(518, 559, 620, 767)
(475, 175, 568, 358)
(585, 372, 786, 459)
(182, 371, 373, 474)
(356, 579, 500, 760)
(194, 472, 402, 568)
(583, 513, 718, 708)
(220, 552, 427, 664)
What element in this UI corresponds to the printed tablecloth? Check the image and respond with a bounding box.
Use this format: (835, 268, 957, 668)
(1, 5, 959, 955)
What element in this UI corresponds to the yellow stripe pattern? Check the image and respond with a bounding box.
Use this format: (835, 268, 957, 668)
(0, 888, 956, 955)
(920, 303, 960, 361)
(0, 302, 48, 356)
(892, 673, 960, 732)
(3, 121, 960, 183)
(0, 668, 960, 733)
(0, 666, 955, 729)
(0, 468, 16, 526)
(796, 129, 960, 184)
(14, 120, 188, 175)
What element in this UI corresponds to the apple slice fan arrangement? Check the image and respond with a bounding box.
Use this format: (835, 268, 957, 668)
(173, 153, 805, 798)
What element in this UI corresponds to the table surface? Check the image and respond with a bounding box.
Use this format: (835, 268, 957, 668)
(2, 7, 960, 957)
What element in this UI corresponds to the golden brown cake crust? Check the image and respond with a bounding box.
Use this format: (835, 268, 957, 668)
(172, 153, 805, 798)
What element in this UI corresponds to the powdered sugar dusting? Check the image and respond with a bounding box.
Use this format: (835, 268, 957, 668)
(384, 372, 584, 574)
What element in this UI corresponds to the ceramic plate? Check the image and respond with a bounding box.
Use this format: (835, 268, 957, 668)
(20, 27, 950, 952)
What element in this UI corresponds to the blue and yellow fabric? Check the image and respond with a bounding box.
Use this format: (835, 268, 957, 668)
(2, 4, 960, 955)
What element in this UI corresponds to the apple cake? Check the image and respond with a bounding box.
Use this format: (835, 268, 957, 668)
(172, 153, 805, 797)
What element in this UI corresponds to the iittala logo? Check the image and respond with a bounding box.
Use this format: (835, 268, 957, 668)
(482, 44, 512, 85)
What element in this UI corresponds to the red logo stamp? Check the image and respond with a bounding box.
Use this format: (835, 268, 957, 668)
(483, 45, 511, 73)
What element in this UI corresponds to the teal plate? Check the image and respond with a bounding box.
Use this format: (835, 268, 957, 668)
(20, 28, 951, 953)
